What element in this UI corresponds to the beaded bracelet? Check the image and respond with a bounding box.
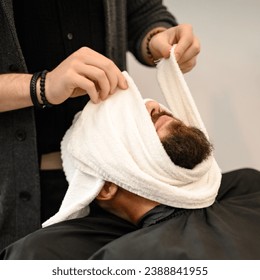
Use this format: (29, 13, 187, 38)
(146, 29, 163, 64)
(39, 70, 53, 109)
(30, 71, 45, 109)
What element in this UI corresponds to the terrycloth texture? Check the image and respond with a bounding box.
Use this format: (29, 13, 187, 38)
(43, 48, 222, 227)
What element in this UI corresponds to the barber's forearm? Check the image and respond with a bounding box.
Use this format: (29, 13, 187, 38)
(0, 73, 33, 112)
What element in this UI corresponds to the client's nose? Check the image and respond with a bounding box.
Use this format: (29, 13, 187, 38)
(145, 100, 161, 116)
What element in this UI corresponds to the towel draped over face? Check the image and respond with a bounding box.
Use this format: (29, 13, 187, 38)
(43, 48, 222, 227)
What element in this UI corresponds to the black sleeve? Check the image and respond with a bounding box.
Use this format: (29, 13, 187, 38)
(127, 0, 178, 65)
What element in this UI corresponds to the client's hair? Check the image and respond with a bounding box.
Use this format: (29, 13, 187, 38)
(161, 122, 213, 169)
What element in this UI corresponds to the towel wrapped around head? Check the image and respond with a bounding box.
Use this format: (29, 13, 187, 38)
(43, 48, 222, 227)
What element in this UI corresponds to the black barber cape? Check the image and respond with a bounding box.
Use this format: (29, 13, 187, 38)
(90, 168, 260, 260)
(1, 168, 259, 260)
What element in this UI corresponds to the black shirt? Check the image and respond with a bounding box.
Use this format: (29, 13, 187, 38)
(13, 0, 105, 154)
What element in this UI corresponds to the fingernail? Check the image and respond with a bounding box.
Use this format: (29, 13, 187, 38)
(110, 89, 116, 95)
(94, 97, 101, 104)
(124, 80, 128, 88)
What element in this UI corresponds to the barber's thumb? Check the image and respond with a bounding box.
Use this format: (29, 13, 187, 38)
(174, 49, 182, 62)
(158, 44, 172, 59)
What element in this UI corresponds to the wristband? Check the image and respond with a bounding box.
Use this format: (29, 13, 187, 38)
(39, 70, 53, 108)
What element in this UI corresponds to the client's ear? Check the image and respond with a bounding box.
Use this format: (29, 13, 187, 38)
(96, 182, 119, 201)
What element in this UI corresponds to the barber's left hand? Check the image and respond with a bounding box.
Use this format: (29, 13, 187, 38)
(148, 24, 200, 73)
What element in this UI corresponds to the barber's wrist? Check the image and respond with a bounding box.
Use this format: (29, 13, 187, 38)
(141, 27, 166, 66)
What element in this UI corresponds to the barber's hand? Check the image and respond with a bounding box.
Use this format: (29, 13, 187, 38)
(148, 24, 200, 73)
(45, 47, 128, 104)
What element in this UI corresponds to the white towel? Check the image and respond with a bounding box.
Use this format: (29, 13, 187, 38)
(43, 47, 222, 227)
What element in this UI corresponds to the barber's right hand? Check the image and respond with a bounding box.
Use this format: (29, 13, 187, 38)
(45, 47, 128, 104)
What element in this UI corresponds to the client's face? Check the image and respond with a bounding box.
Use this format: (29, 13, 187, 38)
(145, 100, 182, 139)
(145, 100, 212, 169)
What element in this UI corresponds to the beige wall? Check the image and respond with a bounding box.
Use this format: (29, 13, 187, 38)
(127, 0, 260, 172)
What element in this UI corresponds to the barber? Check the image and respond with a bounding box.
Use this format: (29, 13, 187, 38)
(0, 0, 200, 251)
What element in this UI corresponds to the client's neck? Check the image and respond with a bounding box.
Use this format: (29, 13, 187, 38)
(103, 188, 160, 225)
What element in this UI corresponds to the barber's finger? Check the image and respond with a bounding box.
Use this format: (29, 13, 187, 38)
(80, 48, 128, 93)
(74, 75, 100, 104)
(82, 65, 111, 100)
(176, 37, 200, 65)
(94, 62, 128, 94)
(178, 56, 198, 73)
(149, 31, 170, 59)
(173, 37, 193, 62)
(117, 71, 128, 91)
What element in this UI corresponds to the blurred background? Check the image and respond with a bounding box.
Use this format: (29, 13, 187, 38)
(127, 0, 260, 173)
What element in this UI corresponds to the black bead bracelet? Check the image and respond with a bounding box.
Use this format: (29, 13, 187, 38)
(39, 70, 53, 108)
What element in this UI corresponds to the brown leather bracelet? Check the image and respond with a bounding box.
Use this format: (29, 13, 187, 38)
(30, 71, 44, 109)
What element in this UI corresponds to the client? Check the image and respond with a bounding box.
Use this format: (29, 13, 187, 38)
(1, 49, 259, 260)
(0, 94, 214, 259)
